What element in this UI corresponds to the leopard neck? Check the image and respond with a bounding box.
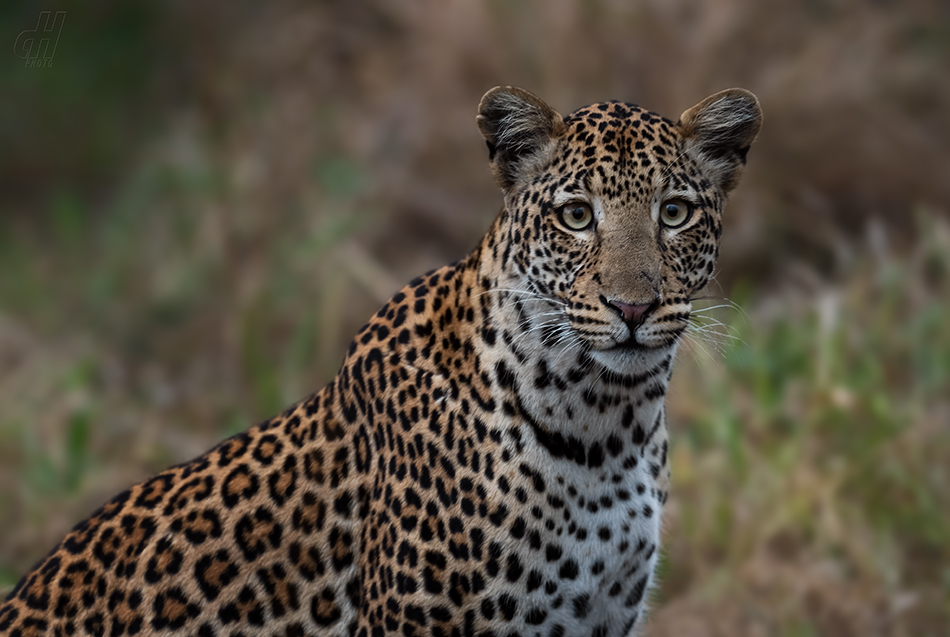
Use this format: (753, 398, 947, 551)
(468, 222, 676, 462)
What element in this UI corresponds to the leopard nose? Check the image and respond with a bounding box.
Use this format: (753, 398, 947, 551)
(602, 296, 657, 327)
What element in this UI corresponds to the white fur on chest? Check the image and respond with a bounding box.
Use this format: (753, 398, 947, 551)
(485, 414, 664, 636)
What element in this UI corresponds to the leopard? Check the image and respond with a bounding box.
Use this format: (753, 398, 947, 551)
(0, 86, 761, 637)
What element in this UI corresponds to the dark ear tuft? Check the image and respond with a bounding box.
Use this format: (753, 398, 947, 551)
(679, 89, 762, 193)
(477, 86, 565, 190)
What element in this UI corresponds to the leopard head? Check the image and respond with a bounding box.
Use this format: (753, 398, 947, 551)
(477, 86, 761, 365)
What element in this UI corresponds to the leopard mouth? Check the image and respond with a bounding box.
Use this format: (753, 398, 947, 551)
(612, 337, 645, 351)
(610, 321, 652, 351)
(608, 335, 663, 352)
(606, 318, 682, 352)
(616, 322, 689, 352)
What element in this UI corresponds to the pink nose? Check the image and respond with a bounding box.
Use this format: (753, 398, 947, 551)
(605, 298, 655, 326)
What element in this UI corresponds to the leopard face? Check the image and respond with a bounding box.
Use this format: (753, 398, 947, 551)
(0, 87, 760, 637)
(478, 88, 760, 372)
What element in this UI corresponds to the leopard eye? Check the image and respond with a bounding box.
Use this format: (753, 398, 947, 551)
(558, 203, 594, 231)
(660, 199, 693, 228)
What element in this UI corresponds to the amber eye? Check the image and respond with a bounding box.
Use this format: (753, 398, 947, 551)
(558, 203, 594, 230)
(660, 199, 693, 228)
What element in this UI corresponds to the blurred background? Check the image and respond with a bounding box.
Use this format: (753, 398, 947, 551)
(1, 0, 948, 634)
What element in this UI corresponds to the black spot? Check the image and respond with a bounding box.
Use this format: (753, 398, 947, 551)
(572, 593, 591, 618)
(495, 361, 517, 390)
(194, 550, 239, 601)
(234, 507, 282, 562)
(151, 587, 200, 631)
(606, 434, 623, 456)
(624, 574, 649, 608)
(221, 464, 260, 509)
(252, 434, 284, 466)
(525, 607, 548, 625)
(333, 491, 353, 518)
(587, 443, 604, 468)
(558, 559, 579, 580)
(423, 568, 443, 594)
(526, 569, 543, 592)
(497, 593, 517, 621)
(506, 554, 524, 582)
(310, 587, 342, 626)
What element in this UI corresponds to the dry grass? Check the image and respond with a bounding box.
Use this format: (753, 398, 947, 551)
(1, 1, 949, 633)
(653, 215, 950, 635)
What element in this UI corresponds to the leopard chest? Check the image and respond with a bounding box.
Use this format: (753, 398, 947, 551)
(483, 430, 664, 636)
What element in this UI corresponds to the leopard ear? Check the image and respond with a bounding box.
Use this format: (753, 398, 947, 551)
(477, 86, 566, 190)
(678, 89, 762, 193)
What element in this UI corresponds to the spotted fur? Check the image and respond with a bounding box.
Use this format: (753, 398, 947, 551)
(0, 86, 761, 637)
